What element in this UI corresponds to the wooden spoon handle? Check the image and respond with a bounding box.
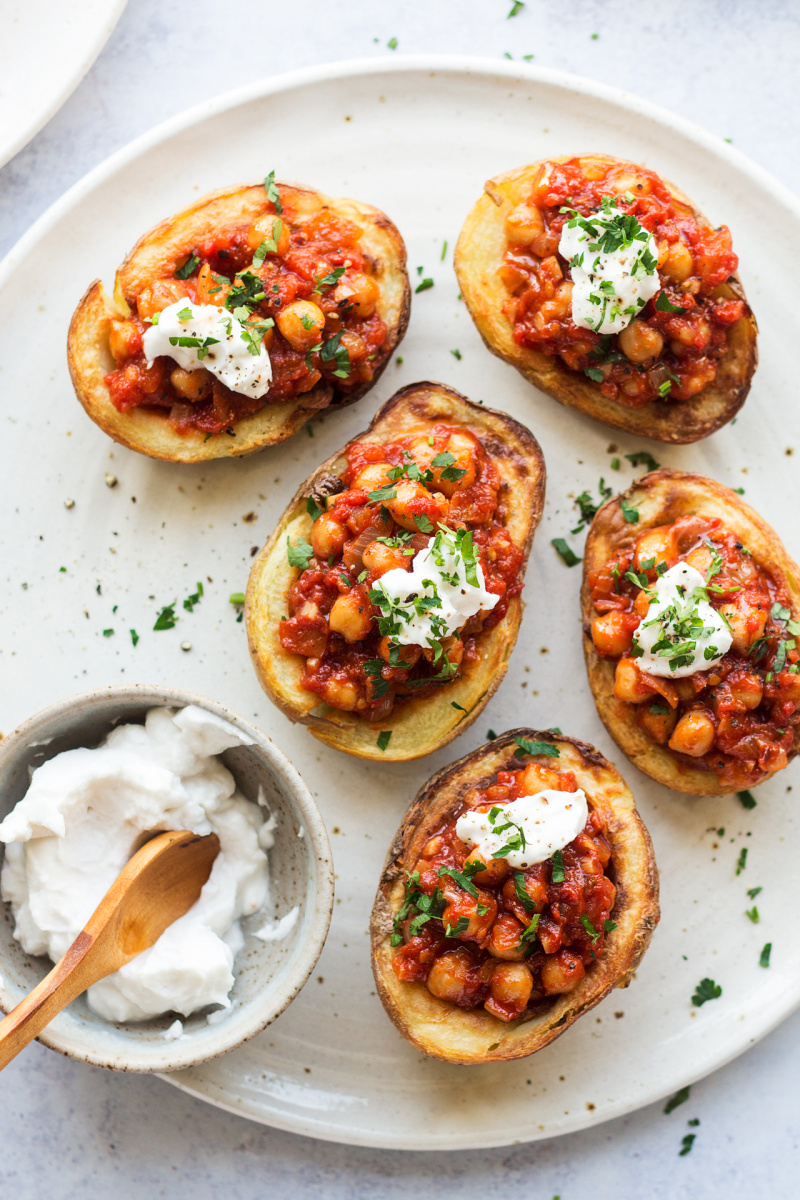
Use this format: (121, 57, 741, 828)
(0, 931, 103, 1070)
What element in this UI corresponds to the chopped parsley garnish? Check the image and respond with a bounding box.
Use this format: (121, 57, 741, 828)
(508, 0, 525, 15)
(759, 942, 772, 968)
(737, 790, 757, 810)
(551, 537, 582, 567)
(312, 265, 345, 294)
(229, 592, 246, 605)
(450, 348, 462, 360)
(679, 1133, 696, 1157)
(603, 919, 618, 933)
(168, 334, 219, 360)
(387, 36, 398, 50)
(130, 629, 139, 646)
(551, 849, 565, 883)
(174, 252, 200, 280)
(153, 602, 178, 631)
(572, 478, 612, 532)
(263, 170, 283, 213)
(655, 291, 688, 315)
(306, 496, 324, 522)
(445, 917, 469, 938)
(437, 864, 481, 899)
(513, 871, 537, 913)
(663, 1085, 690, 1114)
(102, 628, 114, 638)
(747, 886, 762, 900)
(745, 905, 760, 923)
(625, 451, 660, 470)
(376, 730, 392, 751)
(451, 701, 468, 717)
(580, 915, 601, 943)
(620, 497, 640, 524)
(415, 278, 434, 293)
(691, 977, 722, 1006)
(518, 913, 540, 948)
(319, 329, 351, 378)
(513, 735, 560, 759)
(584, 366, 604, 383)
(390, 870, 445, 946)
(413, 513, 434, 534)
(252, 220, 283, 267)
(183, 581, 204, 612)
(735, 847, 747, 875)
(286, 535, 314, 570)
(487, 728, 498, 740)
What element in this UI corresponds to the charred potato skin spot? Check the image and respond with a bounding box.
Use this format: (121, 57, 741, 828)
(67, 182, 411, 463)
(370, 730, 659, 1064)
(454, 154, 758, 445)
(245, 382, 546, 762)
(581, 468, 800, 795)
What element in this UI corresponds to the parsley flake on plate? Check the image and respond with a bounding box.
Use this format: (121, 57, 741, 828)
(551, 537, 582, 567)
(663, 1085, 690, 1114)
(153, 602, 178, 631)
(759, 942, 772, 968)
(691, 977, 722, 1007)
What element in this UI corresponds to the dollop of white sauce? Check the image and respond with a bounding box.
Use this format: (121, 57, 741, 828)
(0, 706, 279, 1024)
(633, 562, 733, 678)
(373, 529, 498, 647)
(142, 300, 272, 398)
(456, 789, 589, 870)
(559, 202, 660, 335)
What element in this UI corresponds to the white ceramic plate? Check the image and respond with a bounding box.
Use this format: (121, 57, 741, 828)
(0, 0, 127, 168)
(1, 57, 799, 1150)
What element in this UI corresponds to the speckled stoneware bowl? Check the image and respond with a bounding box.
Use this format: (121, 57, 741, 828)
(0, 684, 334, 1072)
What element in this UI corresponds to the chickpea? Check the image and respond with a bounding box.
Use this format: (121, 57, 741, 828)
(718, 600, 768, 655)
(406, 431, 478, 498)
(775, 672, 800, 703)
(683, 543, 715, 577)
(108, 319, 141, 362)
(441, 889, 496, 943)
(613, 657, 652, 704)
(276, 300, 326, 351)
(519, 762, 562, 793)
(332, 273, 380, 318)
(661, 240, 694, 284)
(328, 592, 372, 643)
(636, 700, 678, 745)
(318, 677, 360, 711)
(311, 512, 347, 560)
(501, 871, 547, 916)
(193, 262, 227, 307)
(591, 611, 637, 659)
(169, 366, 212, 402)
(668, 710, 716, 757)
(385, 480, 449, 533)
(362, 540, 411, 576)
(248, 214, 290, 257)
(607, 173, 652, 196)
(728, 672, 763, 710)
(464, 853, 511, 889)
(634, 526, 677, 573)
(634, 590, 652, 619)
(487, 914, 528, 961)
(426, 949, 473, 1005)
(352, 462, 393, 492)
(339, 330, 368, 361)
(136, 278, 189, 321)
(618, 319, 665, 365)
(504, 202, 545, 244)
(539, 281, 574, 323)
(485, 962, 533, 1019)
(377, 636, 421, 667)
(541, 949, 585, 995)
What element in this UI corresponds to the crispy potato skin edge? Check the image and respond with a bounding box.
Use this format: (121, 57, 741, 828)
(369, 730, 660, 1063)
(454, 154, 758, 444)
(67, 182, 411, 462)
(581, 468, 800, 794)
(245, 382, 546, 761)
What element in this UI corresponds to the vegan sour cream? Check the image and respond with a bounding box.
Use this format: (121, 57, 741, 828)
(456, 788, 589, 870)
(0, 706, 287, 1024)
(632, 562, 733, 678)
(143, 300, 273, 399)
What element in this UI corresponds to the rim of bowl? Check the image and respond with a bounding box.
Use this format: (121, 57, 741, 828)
(0, 683, 335, 1072)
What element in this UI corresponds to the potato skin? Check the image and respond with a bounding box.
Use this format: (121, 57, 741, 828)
(370, 730, 659, 1063)
(454, 154, 758, 444)
(67, 182, 410, 462)
(581, 469, 800, 794)
(245, 382, 545, 761)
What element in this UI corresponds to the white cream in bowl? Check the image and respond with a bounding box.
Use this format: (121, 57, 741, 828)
(0, 705, 294, 1024)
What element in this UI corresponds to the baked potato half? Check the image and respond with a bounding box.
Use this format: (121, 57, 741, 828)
(68, 180, 410, 462)
(246, 382, 545, 761)
(455, 154, 758, 444)
(371, 730, 659, 1064)
(582, 469, 800, 794)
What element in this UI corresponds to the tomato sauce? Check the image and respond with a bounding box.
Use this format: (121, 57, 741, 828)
(588, 514, 800, 788)
(391, 761, 615, 1022)
(502, 156, 746, 408)
(104, 196, 389, 435)
(279, 423, 524, 721)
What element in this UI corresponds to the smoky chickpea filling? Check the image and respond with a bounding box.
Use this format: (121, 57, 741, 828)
(279, 424, 524, 722)
(589, 514, 800, 788)
(103, 184, 389, 435)
(501, 156, 745, 409)
(391, 760, 615, 1023)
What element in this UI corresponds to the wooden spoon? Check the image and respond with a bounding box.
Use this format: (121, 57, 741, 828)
(0, 829, 220, 1071)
